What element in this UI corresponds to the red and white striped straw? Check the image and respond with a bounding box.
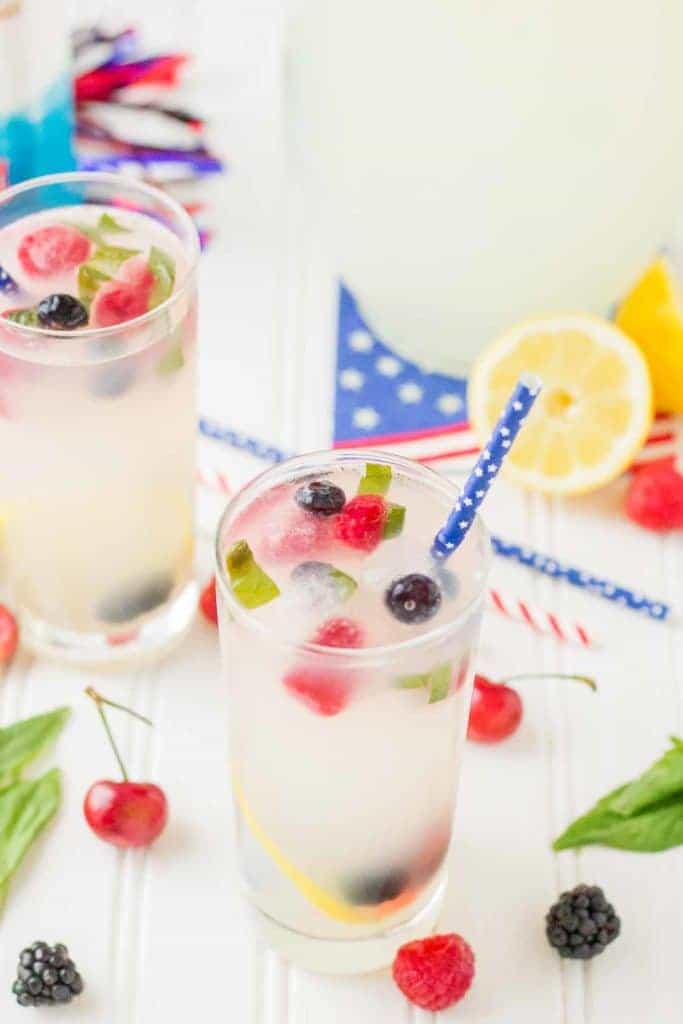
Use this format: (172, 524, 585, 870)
(487, 587, 596, 647)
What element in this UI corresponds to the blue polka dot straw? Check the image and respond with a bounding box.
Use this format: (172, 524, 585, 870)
(431, 373, 542, 560)
(0, 264, 18, 295)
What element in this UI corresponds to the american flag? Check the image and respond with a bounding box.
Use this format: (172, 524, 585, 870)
(332, 283, 676, 471)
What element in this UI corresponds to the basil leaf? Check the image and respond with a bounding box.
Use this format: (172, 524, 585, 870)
(88, 244, 140, 278)
(358, 463, 392, 496)
(78, 263, 111, 306)
(554, 786, 683, 853)
(226, 540, 280, 609)
(611, 736, 683, 817)
(428, 663, 452, 704)
(3, 308, 38, 327)
(0, 707, 70, 789)
(148, 247, 176, 309)
(383, 503, 405, 539)
(64, 221, 101, 244)
(395, 661, 453, 703)
(98, 212, 130, 235)
(0, 769, 61, 887)
(157, 342, 185, 376)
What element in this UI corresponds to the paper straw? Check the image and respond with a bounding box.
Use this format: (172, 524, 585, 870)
(199, 417, 291, 463)
(431, 374, 542, 559)
(487, 587, 596, 647)
(490, 535, 670, 622)
(0, 265, 18, 295)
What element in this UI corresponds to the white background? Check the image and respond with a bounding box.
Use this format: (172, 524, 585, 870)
(2, 2, 682, 1020)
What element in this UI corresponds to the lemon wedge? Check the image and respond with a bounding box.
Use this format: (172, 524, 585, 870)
(469, 314, 653, 495)
(616, 257, 683, 413)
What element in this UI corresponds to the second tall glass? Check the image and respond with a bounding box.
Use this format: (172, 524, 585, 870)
(0, 173, 199, 664)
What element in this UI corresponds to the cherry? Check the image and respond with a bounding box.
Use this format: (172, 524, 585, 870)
(199, 576, 218, 625)
(467, 674, 522, 743)
(468, 672, 596, 743)
(83, 687, 168, 848)
(0, 603, 19, 666)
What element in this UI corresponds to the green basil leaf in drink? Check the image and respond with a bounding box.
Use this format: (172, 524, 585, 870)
(3, 308, 39, 327)
(157, 342, 185, 376)
(148, 246, 176, 310)
(88, 244, 140, 279)
(383, 503, 406, 539)
(226, 540, 280, 609)
(0, 707, 70, 789)
(98, 212, 130, 235)
(64, 221, 102, 244)
(427, 663, 452, 704)
(0, 769, 62, 888)
(78, 263, 112, 307)
(395, 661, 452, 702)
(553, 785, 683, 853)
(358, 462, 392, 496)
(328, 567, 357, 601)
(610, 735, 683, 817)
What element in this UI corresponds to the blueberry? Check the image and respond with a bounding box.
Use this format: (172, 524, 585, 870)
(97, 573, 174, 624)
(19, 950, 34, 968)
(31, 942, 49, 958)
(59, 967, 76, 986)
(69, 974, 84, 995)
(36, 294, 88, 330)
(295, 480, 346, 516)
(26, 976, 43, 996)
(40, 967, 58, 987)
(12, 981, 26, 996)
(17, 966, 33, 982)
(385, 574, 442, 624)
(345, 868, 409, 906)
(16, 991, 34, 1007)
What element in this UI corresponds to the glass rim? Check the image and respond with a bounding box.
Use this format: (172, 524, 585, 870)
(0, 171, 201, 341)
(214, 448, 491, 663)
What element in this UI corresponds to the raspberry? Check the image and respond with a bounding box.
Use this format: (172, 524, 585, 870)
(334, 494, 387, 552)
(283, 665, 351, 716)
(263, 511, 336, 562)
(312, 617, 365, 648)
(625, 458, 683, 531)
(467, 673, 523, 743)
(118, 254, 156, 293)
(90, 278, 150, 327)
(18, 226, 91, 277)
(0, 603, 18, 665)
(392, 933, 475, 1011)
(199, 577, 218, 625)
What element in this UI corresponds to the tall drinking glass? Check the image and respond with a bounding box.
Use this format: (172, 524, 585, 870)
(215, 450, 489, 972)
(0, 173, 199, 664)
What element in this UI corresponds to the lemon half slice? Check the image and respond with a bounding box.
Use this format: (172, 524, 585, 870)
(469, 314, 653, 495)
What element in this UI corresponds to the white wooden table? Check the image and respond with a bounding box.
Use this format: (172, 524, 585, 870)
(3, 3, 682, 1020)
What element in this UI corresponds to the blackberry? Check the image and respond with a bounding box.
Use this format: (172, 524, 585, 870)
(36, 294, 89, 330)
(546, 885, 620, 959)
(12, 943, 84, 1008)
(385, 573, 442, 624)
(295, 480, 346, 517)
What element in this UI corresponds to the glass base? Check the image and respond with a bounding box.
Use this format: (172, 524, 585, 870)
(20, 579, 198, 669)
(251, 876, 446, 974)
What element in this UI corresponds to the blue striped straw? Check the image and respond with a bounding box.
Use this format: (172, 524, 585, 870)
(431, 373, 542, 560)
(199, 416, 291, 463)
(0, 264, 18, 295)
(490, 535, 670, 622)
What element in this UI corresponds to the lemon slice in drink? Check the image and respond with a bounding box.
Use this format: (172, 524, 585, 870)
(616, 257, 683, 413)
(469, 315, 653, 495)
(233, 776, 416, 924)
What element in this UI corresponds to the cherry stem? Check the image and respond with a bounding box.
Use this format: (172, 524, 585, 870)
(502, 673, 597, 692)
(85, 687, 153, 783)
